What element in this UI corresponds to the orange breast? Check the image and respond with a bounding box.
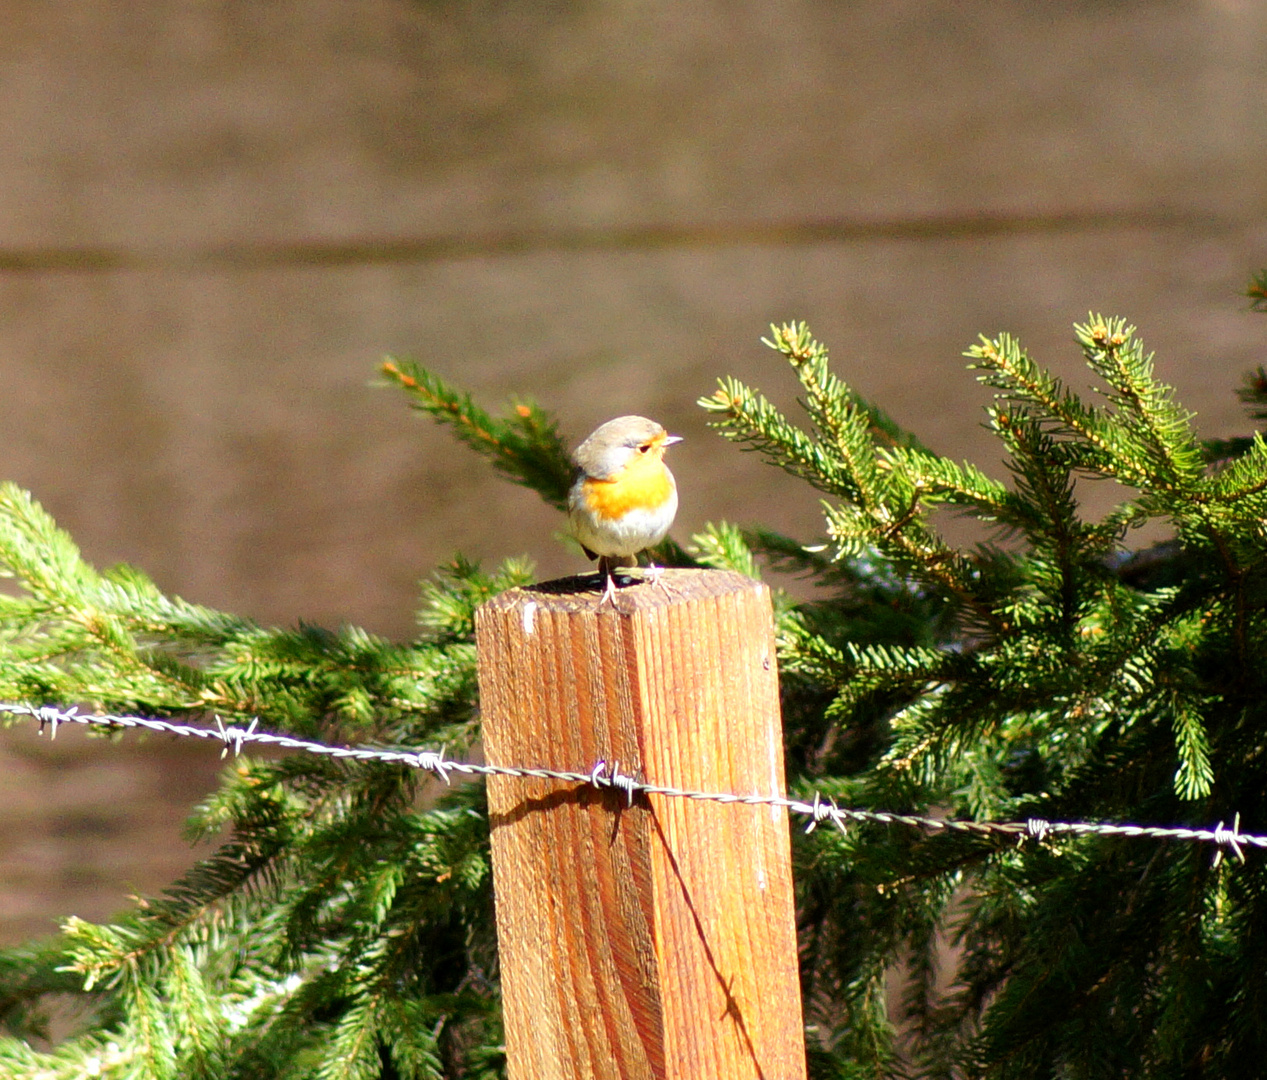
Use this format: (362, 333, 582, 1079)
(581, 455, 675, 521)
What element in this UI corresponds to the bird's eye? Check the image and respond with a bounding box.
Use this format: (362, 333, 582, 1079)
(638, 443, 651, 454)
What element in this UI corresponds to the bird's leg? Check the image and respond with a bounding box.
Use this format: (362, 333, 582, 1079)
(597, 555, 619, 606)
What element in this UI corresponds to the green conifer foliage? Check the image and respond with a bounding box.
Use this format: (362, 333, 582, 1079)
(2, 298, 1267, 1078)
(701, 315, 1267, 1078)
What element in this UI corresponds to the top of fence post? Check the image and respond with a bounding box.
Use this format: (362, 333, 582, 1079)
(475, 568, 807, 1080)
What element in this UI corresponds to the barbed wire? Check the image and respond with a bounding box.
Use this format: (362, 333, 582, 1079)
(0, 701, 1257, 864)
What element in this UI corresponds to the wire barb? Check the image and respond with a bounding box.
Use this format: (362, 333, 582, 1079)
(1025, 818, 1052, 843)
(3, 701, 1265, 859)
(417, 748, 453, 784)
(588, 760, 639, 806)
(215, 715, 259, 758)
(1213, 812, 1246, 867)
(36, 703, 71, 738)
(804, 792, 847, 835)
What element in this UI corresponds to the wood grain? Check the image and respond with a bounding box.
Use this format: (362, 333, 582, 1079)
(476, 569, 805, 1080)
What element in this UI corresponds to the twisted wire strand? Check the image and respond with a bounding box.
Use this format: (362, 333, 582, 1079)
(0, 702, 1256, 861)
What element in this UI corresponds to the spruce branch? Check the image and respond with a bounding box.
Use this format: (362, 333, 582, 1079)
(1170, 693, 1215, 801)
(967, 332, 1116, 473)
(1235, 364, 1267, 420)
(700, 376, 857, 497)
(761, 321, 921, 453)
(703, 325, 1010, 635)
(0, 481, 506, 1074)
(1072, 317, 1206, 505)
(687, 520, 763, 581)
(380, 358, 573, 511)
(1209, 432, 1267, 512)
(417, 554, 536, 641)
(1247, 268, 1267, 312)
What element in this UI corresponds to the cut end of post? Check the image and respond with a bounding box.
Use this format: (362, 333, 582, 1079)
(481, 567, 764, 617)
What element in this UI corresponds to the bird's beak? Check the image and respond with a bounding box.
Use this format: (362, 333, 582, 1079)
(662, 434, 684, 447)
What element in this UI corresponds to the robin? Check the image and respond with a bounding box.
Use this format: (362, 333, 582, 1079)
(568, 415, 682, 605)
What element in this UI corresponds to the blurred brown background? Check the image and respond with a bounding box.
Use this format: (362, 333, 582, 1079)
(2, 0, 1266, 944)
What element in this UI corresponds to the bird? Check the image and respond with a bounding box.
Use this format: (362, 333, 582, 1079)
(567, 415, 682, 606)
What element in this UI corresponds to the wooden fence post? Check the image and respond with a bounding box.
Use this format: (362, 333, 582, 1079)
(475, 569, 806, 1080)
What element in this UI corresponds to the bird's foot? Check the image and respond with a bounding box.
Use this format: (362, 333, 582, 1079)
(640, 563, 671, 595)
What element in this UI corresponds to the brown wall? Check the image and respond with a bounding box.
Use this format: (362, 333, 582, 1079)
(2, 0, 1266, 942)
